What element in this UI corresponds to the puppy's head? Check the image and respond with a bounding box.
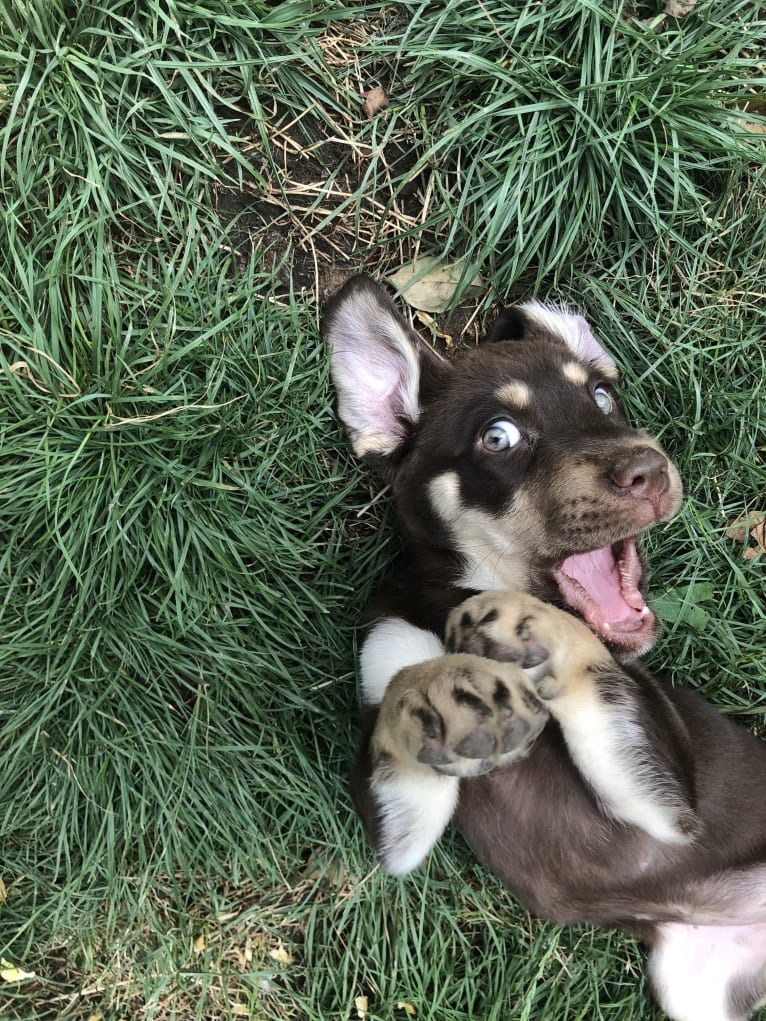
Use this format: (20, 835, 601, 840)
(323, 276, 682, 658)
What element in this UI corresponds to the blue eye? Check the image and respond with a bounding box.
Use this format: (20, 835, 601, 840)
(481, 420, 522, 451)
(594, 386, 613, 414)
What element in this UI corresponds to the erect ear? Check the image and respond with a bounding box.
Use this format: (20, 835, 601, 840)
(487, 300, 618, 378)
(323, 276, 448, 459)
(486, 306, 528, 342)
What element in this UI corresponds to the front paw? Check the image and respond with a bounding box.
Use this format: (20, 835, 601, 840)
(446, 591, 611, 701)
(445, 593, 701, 845)
(373, 654, 549, 778)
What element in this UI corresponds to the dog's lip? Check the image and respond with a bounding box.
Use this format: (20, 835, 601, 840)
(552, 537, 656, 649)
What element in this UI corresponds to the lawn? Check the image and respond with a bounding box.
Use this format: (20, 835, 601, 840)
(0, 1, 764, 1018)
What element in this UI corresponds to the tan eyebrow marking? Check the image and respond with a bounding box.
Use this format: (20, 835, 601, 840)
(595, 359, 620, 382)
(496, 381, 531, 407)
(562, 361, 589, 385)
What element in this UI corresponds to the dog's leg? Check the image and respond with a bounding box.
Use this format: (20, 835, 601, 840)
(447, 591, 699, 843)
(646, 866, 766, 1020)
(354, 618, 549, 874)
(647, 921, 766, 1021)
(353, 618, 458, 874)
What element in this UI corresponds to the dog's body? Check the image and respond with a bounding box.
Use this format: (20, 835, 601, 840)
(324, 276, 766, 1021)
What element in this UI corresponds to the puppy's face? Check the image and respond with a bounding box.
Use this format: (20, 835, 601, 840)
(324, 277, 682, 657)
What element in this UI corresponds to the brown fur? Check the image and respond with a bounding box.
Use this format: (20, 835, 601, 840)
(325, 276, 766, 1020)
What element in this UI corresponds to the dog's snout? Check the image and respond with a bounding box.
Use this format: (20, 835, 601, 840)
(608, 447, 669, 502)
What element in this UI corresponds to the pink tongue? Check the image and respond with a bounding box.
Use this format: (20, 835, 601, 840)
(560, 547, 639, 624)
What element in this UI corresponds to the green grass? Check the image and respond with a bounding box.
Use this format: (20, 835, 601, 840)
(0, 0, 764, 1018)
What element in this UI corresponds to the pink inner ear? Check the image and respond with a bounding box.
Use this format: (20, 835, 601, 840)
(332, 345, 410, 445)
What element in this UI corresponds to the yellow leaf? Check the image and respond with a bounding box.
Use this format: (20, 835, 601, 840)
(354, 994, 369, 1018)
(193, 934, 206, 953)
(268, 946, 294, 966)
(231, 1006, 249, 1017)
(388, 257, 483, 313)
(1, 959, 36, 983)
(414, 310, 453, 348)
(396, 1003, 417, 1016)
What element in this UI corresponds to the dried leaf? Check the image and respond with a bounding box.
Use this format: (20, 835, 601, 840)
(193, 933, 206, 954)
(1, 959, 36, 983)
(396, 1001, 417, 1015)
(0, 876, 6, 904)
(363, 86, 388, 119)
(725, 517, 750, 542)
(231, 1005, 249, 1017)
(749, 518, 766, 553)
(388, 257, 483, 313)
(268, 945, 294, 966)
(415, 310, 453, 347)
(304, 853, 347, 886)
(354, 994, 369, 1018)
(664, 0, 697, 15)
(726, 512, 766, 559)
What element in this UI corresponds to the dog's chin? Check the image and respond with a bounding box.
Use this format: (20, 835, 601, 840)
(552, 537, 657, 660)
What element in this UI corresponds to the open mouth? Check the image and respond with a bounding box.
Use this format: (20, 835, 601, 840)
(553, 538, 655, 653)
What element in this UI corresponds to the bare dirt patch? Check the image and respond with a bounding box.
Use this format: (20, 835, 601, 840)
(214, 25, 485, 344)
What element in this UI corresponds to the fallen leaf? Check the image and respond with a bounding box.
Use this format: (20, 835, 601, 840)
(396, 1001, 417, 1015)
(726, 512, 766, 560)
(1, 958, 36, 983)
(231, 1005, 249, 1017)
(304, 853, 347, 886)
(415, 310, 453, 347)
(193, 933, 206, 954)
(363, 86, 388, 119)
(664, 0, 697, 15)
(726, 518, 751, 542)
(748, 516, 764, 552)
(388, 257, 483, 313)
(354, 994, 369, 1018)
(268, 945, 294, 966)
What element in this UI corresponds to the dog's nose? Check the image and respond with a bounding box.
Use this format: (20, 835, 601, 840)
(609, 447, 669, 502)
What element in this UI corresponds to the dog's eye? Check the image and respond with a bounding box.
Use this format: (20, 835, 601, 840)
(481, 420, 522, 451)
(593, 386, 614, 415)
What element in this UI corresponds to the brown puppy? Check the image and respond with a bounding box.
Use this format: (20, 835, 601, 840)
(324, 276, 766, 1021)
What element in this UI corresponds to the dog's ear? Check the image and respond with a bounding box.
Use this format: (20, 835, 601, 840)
(486, 306, 528, 342)
(487, 301, 617, 376)
(323, 276, 449, 459)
